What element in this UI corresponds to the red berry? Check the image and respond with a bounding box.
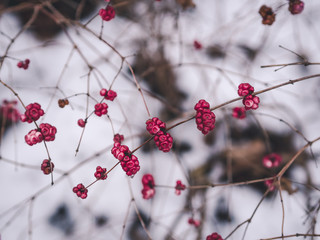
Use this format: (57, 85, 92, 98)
(232, 107, 246, 119)
(264, 179, 276, 191)
(41, 159, 54, 175)
(175, 180, 186, 195)
(193, 40, 202, 50)
(39, 123, 57, 142)
(78, 119, 86, 128)
(242, 95, 260, 110)
(154, 130, 173, 152)
(73, 183, 88, 199)
(262, 153, 282, 168)
(100, 89, 117, 101)
(289, 0, 304, 14)
(141, 174, 155, 199)
(194, 100, 215, 135)
(17, 59, 30, 69)
(237, 83, 254, 97)
(94, 103, 108, 116)
(20, 103, 44, 123)
(113, 133, 124, 143)
(25, 129, 43, 146)
(99, 5, 115, 21)
(206, 232, 223, 240)
(94, 166, 108, 180)
(146, 117, 166, 135)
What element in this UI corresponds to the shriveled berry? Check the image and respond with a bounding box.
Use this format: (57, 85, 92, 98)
(41, 159, 54, 175)
(289, 0, 304, 14)
(259, 5, 276, 25)
(58, 99, 69, 108)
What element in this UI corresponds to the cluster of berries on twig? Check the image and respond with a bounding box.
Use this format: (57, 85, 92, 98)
(111, 142, 140, 176)
(146, 117, 173, 152)
(99, 5, 115, 21)
(58, 99, 69, 108)
(94, 166, 108, 180)
(17, 59, 30, 70)
(194, 99, 216, 135)
(41, 159, 54, 175)
(237, 83, 260, 110)
(175, 180, 186, 195)
(141, 174, 156, 200)
(20, 103, 44, 123)
(232, 107, 246, 119)
(94, 103, 108, 117)
(25, 123, 57, 146)
(73, 183, 88, 199)
(206, 232, 223, 240)
(259, 5, 276, 25)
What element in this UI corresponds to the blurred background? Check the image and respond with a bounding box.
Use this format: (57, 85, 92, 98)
(0, 0, 320, 239)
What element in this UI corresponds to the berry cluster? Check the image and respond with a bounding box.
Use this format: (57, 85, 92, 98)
(58, 99, 69, 108)
(94, 166, 108, 180)
(262, 153, 282, 168)
(17, 59, 30, 69)
(175, 180, 186, 195)
(237, 83, 260, 110)
(100, 89, 117, 101)
(232, 107, 246, 119)
(94, 103, 108, 116)
(0, 100, 20, 123)
(193, 40, 202, 50)
(194, 99, 216, 135)
(20, 103, 44, 123)
(259, 5, 276, 25)
(25, 123, 57, 146)
(206, 232, 223, 240)
(141, 174, 156, 200)
(99, 5, 115, 21)
(41, 159, 54, 175)
(111, 142, 140, 176)
(188, 218, 200, 227)
(113, 133, 124, 144)
(289, 0, 304, 14)
(73, 183, 88, 199)
(145, 117, 173, 152)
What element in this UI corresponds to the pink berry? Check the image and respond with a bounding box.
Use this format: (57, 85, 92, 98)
(41, 159, 54, 175)
(188, 218, 200, 227)
(94, 166, 108, 180)
(237, 83, 254, 97)
(25, 129, 43, 146)
(73, 183, 88, 199)
(194, 100, 216, 135)
(78, 119, 86, 128)
(289, 0, 304, 14)
(206, 232, 223, 240)
(17, 59, 30, 69)
(141, 174, 155, 200)
(113, 133, 124, 143)
(146, 117, 166, 135)
(194, 40, 202, 50)
(94, 103, 108, 116)
(99, 5, 115, 21)
(154, 130, 173, 152)
(175, 180, 186, 195)
(39, 123, 57, 142)
(242, 95, 260, 110)
(20, 103, 44, 123)
(100, 88, 117, 101)
(262, 153, 282, 168)
(232, 107, 246, 119)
